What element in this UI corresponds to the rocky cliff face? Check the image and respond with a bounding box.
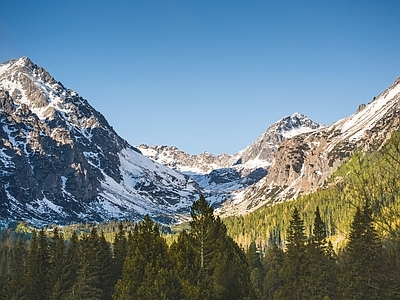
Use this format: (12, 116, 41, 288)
(138, 113, 321, 204)
(0, 57, 202, 226)
(218, 76, 400, 215)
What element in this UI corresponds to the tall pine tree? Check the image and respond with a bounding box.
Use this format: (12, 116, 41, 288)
(25, 229, 50, 300)
(113, 215, 182, 300)
(275, 207, 308, 300)
(1, 238, 28, 300)
(63, 231, 80, 299)
(342, 203, 385, 300)
(48, 227, 68, 300)
(112, 222, 127, 285)
(187, 195, 254, 300)
(305, 207, 339, 300)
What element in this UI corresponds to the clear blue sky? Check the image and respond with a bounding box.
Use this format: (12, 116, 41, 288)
(1, 1, 400, 155)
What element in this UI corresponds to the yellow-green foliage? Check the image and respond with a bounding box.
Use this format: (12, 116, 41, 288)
(6, 132, 400, 253)
(224, 131, 400, 251)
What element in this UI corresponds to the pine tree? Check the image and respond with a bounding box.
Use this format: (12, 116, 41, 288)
(1, 238, 28, 300)
(311, 206, 326, 248)
(262, 243, 284, 300)
(69, 228, 103, 300)
(62, 231, 80, 299)
(211, 235, 254, 300)
(187, 195, 254, 300)
(275, 207, 308, 300)
(0, 242, 10, 296)
(48, 227, 67, 300)
(246, 241, 263, 299)
(26, 229, 51, 300)
(98, 231, 114, 299)
(342, 204, 385, 300)
(189, 195, 218, 273)
(112, 222, 127, 285)
(305, 207, 339, 300)
(113, 215, 182, 300)
(170, 230, 201, 299)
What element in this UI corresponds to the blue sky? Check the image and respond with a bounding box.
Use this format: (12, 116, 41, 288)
(1, 1, 400, 155)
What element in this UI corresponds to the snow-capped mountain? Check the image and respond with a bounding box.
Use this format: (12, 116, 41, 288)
(0, 57, 202, 226)
(1, 56, 398, 226)
(218, 76, 400, 216)
(137, 113, 322, 204)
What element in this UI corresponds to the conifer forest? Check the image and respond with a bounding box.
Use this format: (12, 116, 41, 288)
(1, 132, 400, 299)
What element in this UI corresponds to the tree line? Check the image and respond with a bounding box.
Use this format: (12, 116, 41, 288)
(0, 195, 252, 299)
(1, 195, 400, 299)
(1, 131, 400, 299)
(225, 131, 400, 251)
(250, 203, 400, 299)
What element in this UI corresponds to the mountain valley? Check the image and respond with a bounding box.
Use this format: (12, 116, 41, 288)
(0, 56, 399, 227)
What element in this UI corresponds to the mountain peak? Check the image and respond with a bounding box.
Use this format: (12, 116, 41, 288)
(290, 112, 305, 119)
(0, 57, 202, 225)
(16, 56, 33, 66)
(267, 113, 321, 138)
(0, 56, 35, 72)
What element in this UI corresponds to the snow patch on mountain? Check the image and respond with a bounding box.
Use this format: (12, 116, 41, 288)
(218, 76, 400, 217)
(137, 113, 322, 209)
(0, 57, 203, 225)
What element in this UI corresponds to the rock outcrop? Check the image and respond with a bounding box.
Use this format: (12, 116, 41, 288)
(138, 113, 322, 205)
(0, 57, 202, 226)
(218, 76, 400, 215)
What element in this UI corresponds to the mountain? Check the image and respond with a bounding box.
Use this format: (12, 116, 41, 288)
(137, 113, 321, 204)
(0, 57, 203, 226)
(1, 56, 398, 227)
(218, 76, 400, 216)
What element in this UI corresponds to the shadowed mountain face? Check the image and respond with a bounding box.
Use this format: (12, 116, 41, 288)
(0, 57, 202, 226)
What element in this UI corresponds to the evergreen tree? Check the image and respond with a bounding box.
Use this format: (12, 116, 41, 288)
(188, 195, 254, 300)
(246, 241, 263, 299)
(0, 242, 10, 296)
(98, 231, 114, 299)
(62, 231, 80, 299)
(112, 222, 127, 285)
(25, 229, 51, 300)
(190, 195, 218, 273)
(48, 227, 67, 300)
(113, 215, 182, 300)
(262, 243, 284, 300)
(311, 206, 326, 248)
(275, 207, 308, 300)
(170, 230, 201, 299)
(305, 207, 339, 300)
(211, 235, 253, 300)
(69, 228, 103, 300)
(1, 238, 28, 300)
(342, 204, 385, 300)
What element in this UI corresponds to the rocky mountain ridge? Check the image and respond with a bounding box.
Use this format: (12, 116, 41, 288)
(217, 76, 400, 216)
(0, 57, 202, 226)
(0, 56, 399, 226)
(137, 113, 321, 203)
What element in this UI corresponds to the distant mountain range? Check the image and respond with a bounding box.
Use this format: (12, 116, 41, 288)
(0, 57, 399, 226)
(137, 112, 321, 204)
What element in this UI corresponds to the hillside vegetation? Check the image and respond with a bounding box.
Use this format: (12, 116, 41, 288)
(224, 131, 400, 251)
(1, 133, 400, 299)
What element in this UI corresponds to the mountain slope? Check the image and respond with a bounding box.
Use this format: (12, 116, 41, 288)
(0, 57, 202, 226)
(138, 113, 321, 203)
(219, 76, 400, 215)
(1, 56, 398, 226)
